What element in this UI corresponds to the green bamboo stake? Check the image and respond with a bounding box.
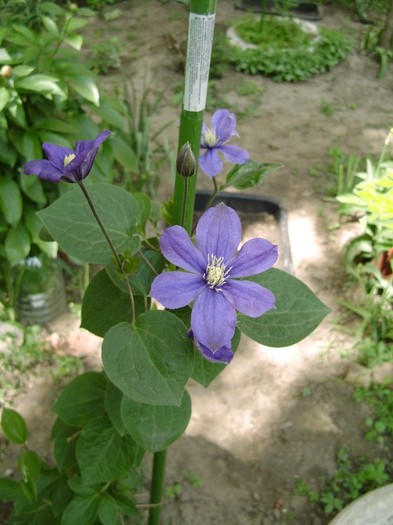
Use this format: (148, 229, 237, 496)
(148, 2, 217, 524)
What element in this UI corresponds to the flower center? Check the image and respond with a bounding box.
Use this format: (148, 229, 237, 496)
(205, 254, 231, 289)
(64, 153, 76, 167)
(204, 128, 218, 148)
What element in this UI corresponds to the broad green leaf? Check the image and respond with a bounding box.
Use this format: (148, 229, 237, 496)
(53, 372, 107, 427)
(104, 382, 126, 436)
(38, 131, 72, 147)
(11, 65, 35, 77)
(238, 268, 331, 347)
(20, 175, 47, 205)
(68, 478, 97, 496)
(121, 390, 191, 451)
(62, 494, 99, 525)
(0, 87, 9, 111)
(19, 130, 42, 160)
(37, 184, 140, 264)
(41, 16, 59, 37)
(133, 193, 152, 234)
(64, 34, 84, 51)
(0, 478, 20, 502)
(15, 75, 64, 97)
(93, 103, 126, 129)
(5, 223, 31, 267)
(36, 118, 77, 134)
(102, 311, 194, 406)
(98, 493, 118, 525)
(111, 136, 138, 172)
(0, 178, 22, 226)
(76, 415, 142, 484)
(67, 75, 99, 106)
(51, 418, 78, 470)
(40, 2, 67, 16)
(18, 450, 41, 500)
(81, 269, 145, 337)
(0, 47, 12, 62)
(1, 408, 28, 444)
(7, 99, 26, 127)
(127, 248, 165, 296)
(224, 160, 283, 190)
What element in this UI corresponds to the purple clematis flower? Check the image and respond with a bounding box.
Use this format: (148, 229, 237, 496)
(150, 203, 278, 364)
(199, 109, 249, 177)
(23, 130, 112, 183)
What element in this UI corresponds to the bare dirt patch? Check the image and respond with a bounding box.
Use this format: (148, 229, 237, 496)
(2, 1, 393, 524)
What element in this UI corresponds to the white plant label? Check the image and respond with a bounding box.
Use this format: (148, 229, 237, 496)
(183, 13, 215, 112)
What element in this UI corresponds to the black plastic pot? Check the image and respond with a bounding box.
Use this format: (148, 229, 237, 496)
(194, 190, 292, 273)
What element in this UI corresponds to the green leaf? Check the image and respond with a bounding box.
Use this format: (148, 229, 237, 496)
(20, 175, 47, 205)
(0, 478, 20, 502)
(19, 130, 43, 160)
(67, 75, 99, 106)
(18, 450, 41, 501)
(98, 493, 118, 525)
(133, 193, 152, 234)
(64, 34, 83, 51)
(41, 16, 59, 37)
(12, 65, 35, 78)
(102, 311, 194, 406)
(104, 382, 126, 436)
(51, 418, 78, 470)
(111, 136, 138, 172)
(127, 248, 165, 296)
(81, 269, 145, 337)
(224, 160, 283, 190)
(121, 390, 191, 451)
(238, 269, 331, 347)
(1, 408, 28, 444)
(15, 75, 65, 97)
(76, 415, 142, 484)
(53, 372, 107, 427)
(0, 178, 22, 226)
(5, 223, 31, 267)
(37, 184, 140, 264)
(68, 478, 97, 496)
(0, 86, 9, 111)
(62, 494, 99, 525)
(93, 103, 126, 129)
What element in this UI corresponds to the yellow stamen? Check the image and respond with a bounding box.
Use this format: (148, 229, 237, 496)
(64, 153, 76, 167)
(205, 255, 231, 289)
(204, 128, 217, 148)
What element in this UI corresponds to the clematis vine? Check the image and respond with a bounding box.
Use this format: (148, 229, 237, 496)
(199, 109, 249, 177)
(150, 203, 278, 364)
(23, 130, 112, 183)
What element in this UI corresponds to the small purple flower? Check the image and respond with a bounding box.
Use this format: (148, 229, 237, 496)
(23, 130, 112, 183)
(150, 203, 278, 364)
(199, 109, 249, 177)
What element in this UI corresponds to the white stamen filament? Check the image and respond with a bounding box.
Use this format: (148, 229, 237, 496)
(204, 128, 218, 147)
(64, 153, 76, 167)
(204, 254, 231, 290)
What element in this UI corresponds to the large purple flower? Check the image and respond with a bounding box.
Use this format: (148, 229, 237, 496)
(199, 109, 249, 177)
(23, 130, 112, 183)
(150, 203, 278, 364)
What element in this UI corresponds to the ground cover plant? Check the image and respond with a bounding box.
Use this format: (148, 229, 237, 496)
(0, 1, 331, 523)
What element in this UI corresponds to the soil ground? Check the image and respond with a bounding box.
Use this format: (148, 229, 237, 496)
(1, 1, 393, 524)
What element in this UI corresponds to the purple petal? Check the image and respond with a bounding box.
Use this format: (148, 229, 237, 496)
(191, 288, 236, 352)
(221, 279, 275, 317)
(198, 149, 223, 177)
(211, 109, 238, 144)
(23, 159, 65, 182)
(218, 144, 249, 165)
(150, 271, 205, 309)
(75, 130, 112, 155)
(196, 204, 241, 260)
(160, 226, 206, 273)
(195, 338, 234, 364)
(228, 239, 278, 278)
(42, 144, 73, 171)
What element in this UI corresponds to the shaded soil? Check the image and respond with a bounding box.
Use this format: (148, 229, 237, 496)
(2, 1, 393, 524)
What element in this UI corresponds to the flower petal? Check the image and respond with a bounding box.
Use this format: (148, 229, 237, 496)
(198, 149, 223, 177)
(196, 203, 241, 260)
(218, 144, 249, 165)
(75, 130, 112, 155)
(221, 279, 275, 317)
(194, 338, 234, 364)
(42, 144, 73, 171)
(211, 109, 238, 144)
(23, 159, 65, 182)
(191, 288, 236, 352)
(150, 271, 205, 309)
(228, 239, 278, 277)
(160, 226, 206, 273)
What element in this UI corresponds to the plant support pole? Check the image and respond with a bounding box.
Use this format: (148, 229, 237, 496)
(149, 2, 216, 525)
(172, 0, 217, 234)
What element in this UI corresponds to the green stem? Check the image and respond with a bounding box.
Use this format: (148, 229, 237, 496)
(148, 449, 167, 525)
(78, 181, 136, 323)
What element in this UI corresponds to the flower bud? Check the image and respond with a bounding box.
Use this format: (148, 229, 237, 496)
(1, 65, 13, 78)
(176, 142, 196, 178)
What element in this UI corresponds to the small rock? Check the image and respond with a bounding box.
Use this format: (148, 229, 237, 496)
(372, 362, 393, 385)
(344, 363, 372, 388)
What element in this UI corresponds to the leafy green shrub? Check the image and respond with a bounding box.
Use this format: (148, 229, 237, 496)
(0, 3, 142, 316)
(229, 15, 353, 82)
